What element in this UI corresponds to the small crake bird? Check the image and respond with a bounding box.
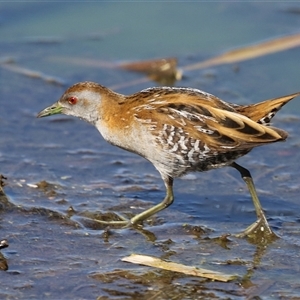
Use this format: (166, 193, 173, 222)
(37, 82, 300, 238)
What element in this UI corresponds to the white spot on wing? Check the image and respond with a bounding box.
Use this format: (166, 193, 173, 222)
(194, 126, 215, 134)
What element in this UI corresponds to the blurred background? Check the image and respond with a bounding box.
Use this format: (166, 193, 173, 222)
(1, 2, 300, 299)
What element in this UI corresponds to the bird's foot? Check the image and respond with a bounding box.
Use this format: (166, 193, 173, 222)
(235, 216, 278, 243)
(92, 212, 141, 228)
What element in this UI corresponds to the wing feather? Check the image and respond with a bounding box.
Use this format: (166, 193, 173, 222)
(133, 98, 287, 152)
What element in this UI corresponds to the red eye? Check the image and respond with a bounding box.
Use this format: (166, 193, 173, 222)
(68, 96, 78, 105)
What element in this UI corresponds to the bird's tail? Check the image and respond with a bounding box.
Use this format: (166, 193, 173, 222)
(237, 91, 300, 125)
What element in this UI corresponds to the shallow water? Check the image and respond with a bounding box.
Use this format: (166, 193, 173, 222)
(1, 2, 300, 299)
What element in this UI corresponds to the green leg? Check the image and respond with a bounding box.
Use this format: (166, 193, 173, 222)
(94, 176, 174, 226)
(231, 162, 275, 238)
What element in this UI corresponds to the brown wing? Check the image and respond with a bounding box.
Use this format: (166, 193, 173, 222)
(133, 96, 287, 153)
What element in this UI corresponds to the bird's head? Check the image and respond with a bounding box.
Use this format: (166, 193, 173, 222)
(37, 82, 108, 124)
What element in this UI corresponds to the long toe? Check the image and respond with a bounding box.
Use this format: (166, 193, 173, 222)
(93, 219, 131, 226)
(235, 217, 278, 243)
